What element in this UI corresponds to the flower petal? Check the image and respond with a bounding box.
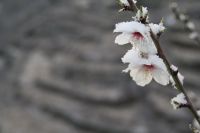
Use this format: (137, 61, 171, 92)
(121, 48, 140, 64)
(114, 21, 147, 34)
(152, 68, 169, 85)
(130, 35, 157, 54)
(150, 55, 166, 71)
(130, 67, 140, 80)
(135, 68, 152, 86)
(115, 33, 131, 45)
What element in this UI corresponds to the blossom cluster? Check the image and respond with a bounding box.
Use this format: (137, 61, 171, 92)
(114, 0, 199, 131)
(114, 0, 170, 86)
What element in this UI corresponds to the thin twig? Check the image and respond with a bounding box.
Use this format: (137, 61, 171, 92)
(170, 1, 200, 46)
(150, 31, 200, 124)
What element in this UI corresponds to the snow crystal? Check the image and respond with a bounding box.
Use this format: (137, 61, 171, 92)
(120, 0, 137, 6)
(149, 22, 165, 35)
(171, 93, 187, 109)
(170, 65, 178, 72)
(178, 72, 184, 85)
(114, 21, 147, 35)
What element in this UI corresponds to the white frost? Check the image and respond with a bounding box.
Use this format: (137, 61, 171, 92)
(170, 64, 178, 72)
(114, 21, 147, 34)
(171, 93, 187, 109)
(178, 72, 184, 85)
(149, 22, 165, 35)
(119, 0, 137, 6)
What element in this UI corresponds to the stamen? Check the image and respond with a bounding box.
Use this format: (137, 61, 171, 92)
(132, 32, 144, 40)
(143, 64, 154, 70)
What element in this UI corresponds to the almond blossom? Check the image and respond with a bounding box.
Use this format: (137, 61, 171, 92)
(114, 0, 200, 130)
(121, 48, 170, 86)
(114, 21, 157, 54)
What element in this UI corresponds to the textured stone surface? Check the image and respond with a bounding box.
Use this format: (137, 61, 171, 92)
(0, 0, 199, 133)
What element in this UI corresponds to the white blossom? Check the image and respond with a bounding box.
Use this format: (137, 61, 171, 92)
(122, 48, 169, 86)
(114, 21, 157, 54)
(149, 22, 165, 35)
(171, 93, 187, 109)
(119, 0, 137, 6)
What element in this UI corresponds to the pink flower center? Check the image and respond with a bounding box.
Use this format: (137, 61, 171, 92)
(143, 64, 155, 71)
(132, 32, 144, 40)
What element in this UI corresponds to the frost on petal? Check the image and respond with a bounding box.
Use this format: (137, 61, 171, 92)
(129, 32, 158, 54)
(114, 21, 158, 54)
(121, 48, 170, 86)
(134, 67, 153, 86)
(115, 33, 131, 45)
(133, 37, 157, 54)
(152, 68, 170, 85)
(148, 55, 170, 85)
(171, 93, 187, 110)
(114, 21, 147, 35)
(121, 48, 141, 64)
(149, 22, 165, 35)
(150, 55, 167, 71)
(129, 67, 140, 80)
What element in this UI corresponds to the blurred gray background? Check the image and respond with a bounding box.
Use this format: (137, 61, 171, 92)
(0, 0, 199, 133)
